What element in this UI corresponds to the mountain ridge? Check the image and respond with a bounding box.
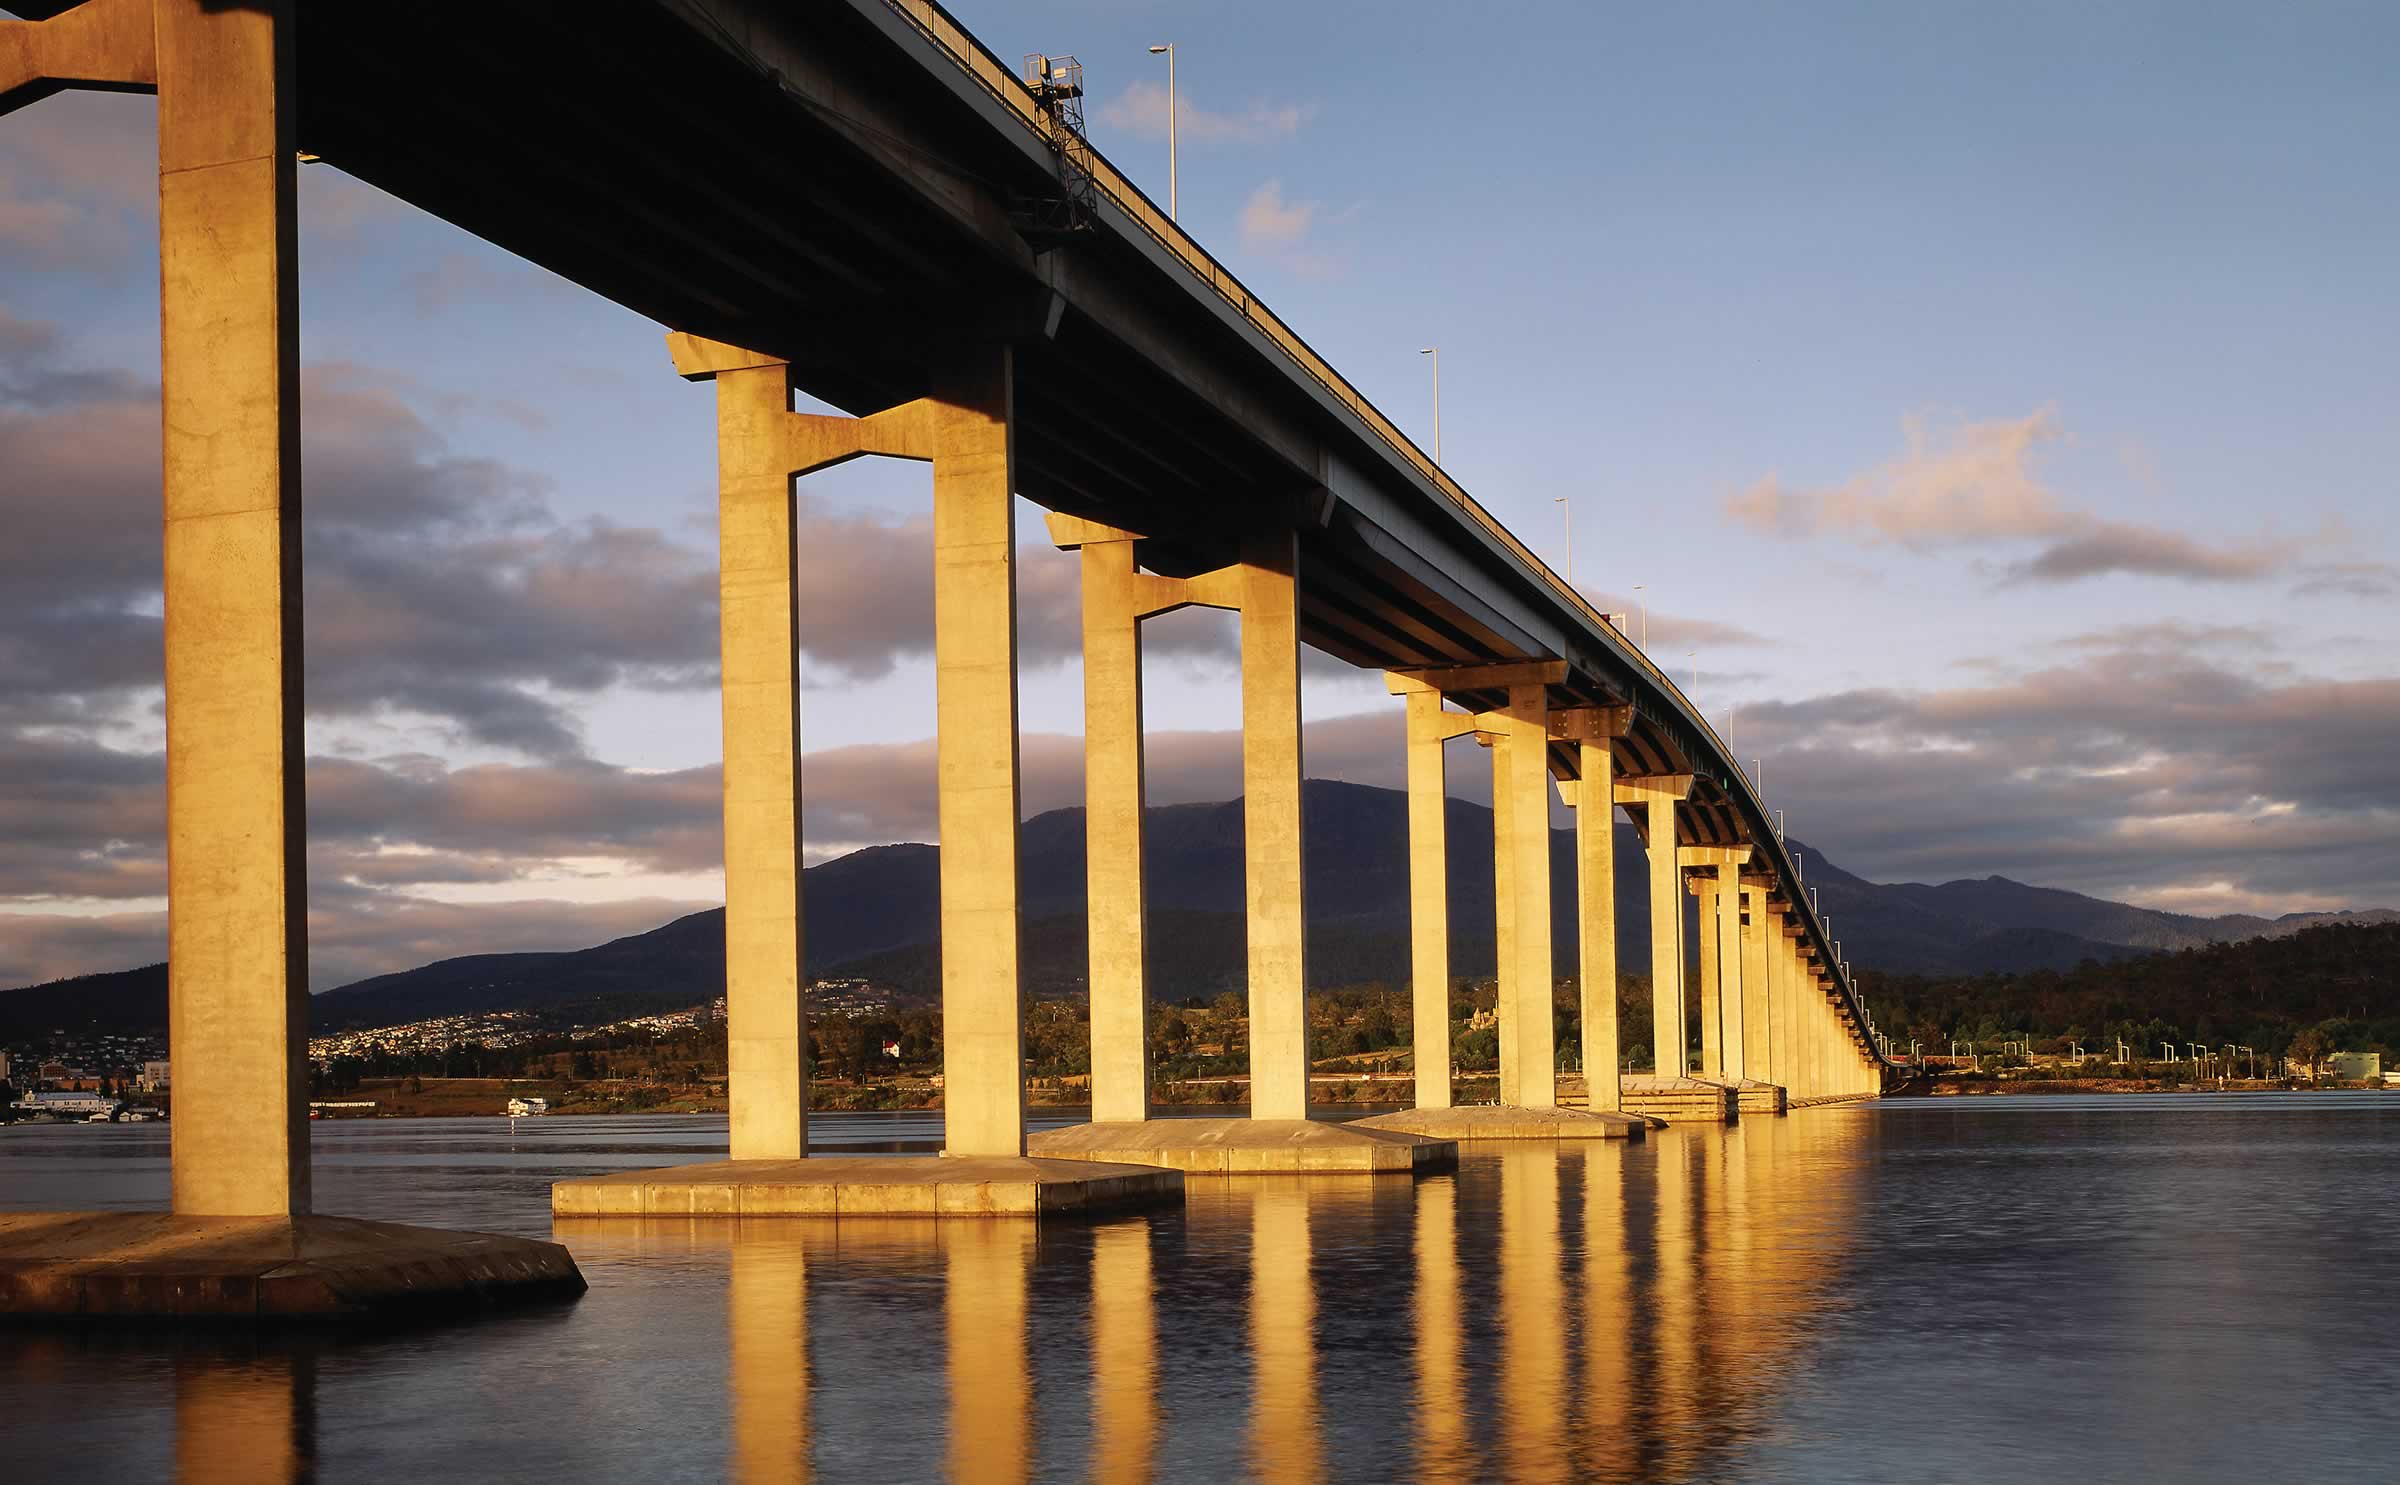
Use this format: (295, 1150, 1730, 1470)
(5, 779, 2389, 1037)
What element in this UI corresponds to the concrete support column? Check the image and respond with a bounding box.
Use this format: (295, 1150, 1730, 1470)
(1740, 886, 1771, 1084)
(1241, 533, 1310, 1121)
(1652, 798, 1684, 1076)
(1573, 737, 1621, 1111)
(1074, 531, 1150, 1124)
(155, 0, 309, 1218)
(1492, 684, 1555, 1109)
(1398, 688, 1469, 1110)
(1692, 874, 1721, 1079)
(1616, 777, 1693, 1078)
(1491, 736, 1519, 1099)
(1769, 926, 1789, 1089)
(1714, 862, 1748, 1083)
(712, 360, 809, 1161)
(930, 350, 1027, 1156)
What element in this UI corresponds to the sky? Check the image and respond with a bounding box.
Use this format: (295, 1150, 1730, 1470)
(2, 1, 2397, 989)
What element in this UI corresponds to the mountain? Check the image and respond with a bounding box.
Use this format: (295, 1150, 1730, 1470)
(7, 778, 2395, 1037)
(1787, 840, 2400, 977)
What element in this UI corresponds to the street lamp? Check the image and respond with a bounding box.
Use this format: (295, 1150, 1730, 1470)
(1554, 495, 1572, 584)
(1419, 347, 1439, 464)
(1146, 43, 1176, 219)
(1631, 583, 1648, 651)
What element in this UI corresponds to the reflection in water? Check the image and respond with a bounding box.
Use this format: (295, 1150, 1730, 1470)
(1090, 1222, 1156, 1485)
(1413, 1176, 1472, 1481)
(1581, 1144, 1635, 1481)
(731, 1236, 809, 1484)
(1247, 1183, 1323, 1484)
(31, 1112, 1886, 1485)
(176, 1355, 313, 1485)
(1499, 1146, 1568, 1485)
(947, 1222, 1034, 1485)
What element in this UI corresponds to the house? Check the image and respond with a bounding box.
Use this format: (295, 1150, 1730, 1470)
(138, 1061, 171, 1093)
(2326, 1051, 2383, 1083)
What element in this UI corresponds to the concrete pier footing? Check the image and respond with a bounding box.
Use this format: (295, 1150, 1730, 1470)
(1027, 1118, 1455, 1175)
(1620, 1077, 1740, 1123)
(1730, 1081, 1789, 1116)
(551, 1156, 1184, 1218)
(0, 1212, 585, 1321)
(1350, 1105, 1648, 1141)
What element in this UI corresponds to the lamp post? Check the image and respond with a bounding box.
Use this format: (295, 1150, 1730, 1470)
(1146, 43, 1176, 219)
(1419, 346, 1439, 464)
(1631, 583, 1647, 651)
(1555, 495, 1572, 584)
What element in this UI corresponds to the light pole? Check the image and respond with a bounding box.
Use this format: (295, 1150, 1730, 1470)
(1555, 495, 1572, 584)
(1419, 347, 1439, 464)
(1147, 43, 1176, 219)
(1631, 583, 1648, 651)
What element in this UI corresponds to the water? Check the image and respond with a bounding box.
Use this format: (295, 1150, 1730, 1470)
(4, 1094, 2397, 1483)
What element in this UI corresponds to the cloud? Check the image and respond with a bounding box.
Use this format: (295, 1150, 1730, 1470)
(0, 90, 157, 270)
(2291, 560, 2400, 599)
(1239, 179, 1316, 247)
(1575, 587, 1773, 652)
(0, 703, 1436, 987)
(1725, 409, 2297, 585)
(1720, 628, 2400, 912)
(1096, 80, 1314, 145)
(2002, 522, 2289, 584)
(1235, 180, 1343, 278)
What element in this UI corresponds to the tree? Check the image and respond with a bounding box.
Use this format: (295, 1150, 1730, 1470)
(2288, 1026, 2329, 1082)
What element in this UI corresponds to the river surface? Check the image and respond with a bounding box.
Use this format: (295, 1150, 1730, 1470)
(4, 1094, 2396, 1483)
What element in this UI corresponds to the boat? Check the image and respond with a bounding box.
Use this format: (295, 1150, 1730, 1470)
(505, 1097, 549, 1118)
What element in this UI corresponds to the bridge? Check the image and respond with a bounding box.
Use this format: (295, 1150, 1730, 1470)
(0, 0, 1890, 1312)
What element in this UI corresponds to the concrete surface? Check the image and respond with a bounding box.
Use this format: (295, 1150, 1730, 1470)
(551, 1155, 1184, 1217)
(0, 1211, 585, 1320)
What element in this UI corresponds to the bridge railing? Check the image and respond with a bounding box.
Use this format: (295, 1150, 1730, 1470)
(876, 0, 1887, 1065)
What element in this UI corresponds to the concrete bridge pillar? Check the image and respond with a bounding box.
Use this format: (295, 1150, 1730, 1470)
(146, 0, 310, 1218)
(1569, 726, 1626, 1110)
(1715, 862, 1749, 1083)
(1392, 683, 1477, 1110)
(1616, 777, 1694, 1077)
(1050, 518, 1151, 1126)
(1678, 846, 1751, 1084)
(927, 351, 1029, 1154)
(1240, 533, 1311, 1122)
(1491, 683, 1556, 1109)
(670, 335, 1029, 1158)
(1691, 873, 1722, 1078)
(1767, 913, 1796, 1091)
(1741, 885, 1772, 1083)
(685, 348, 810, 1162)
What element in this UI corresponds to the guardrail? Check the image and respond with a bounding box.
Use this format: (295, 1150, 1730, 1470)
(875, 0, 1885, 1065)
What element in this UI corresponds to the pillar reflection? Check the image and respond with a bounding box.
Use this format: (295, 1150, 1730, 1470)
(1498, 1145, 1568, 1485)
(731, 1230, 811, 1485)
(1412, 1176, 1472, 1481)
(1090, 1221, 1157, 1485)
(1248, 1183, 1323, 1484)
(174, 1353, 313, 1485)
(1579, 1144, 1637, 1481)
(946, 1221, 1034, 1485)
(1648, 1133, 1703, 1480)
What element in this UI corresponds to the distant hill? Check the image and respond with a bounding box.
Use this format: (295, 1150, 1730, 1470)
(1867, 919, 2400, 1050)
(6, 778, 2394, 1038)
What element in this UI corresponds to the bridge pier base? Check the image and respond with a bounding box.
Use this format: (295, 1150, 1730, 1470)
(1619, 1077, 1739, 1123)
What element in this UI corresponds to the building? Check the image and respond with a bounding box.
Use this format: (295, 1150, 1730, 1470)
(10, 1091, 123, 1119)
(2326, 1051, 2383, 1083)
(138, 1061, 171, 1093)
